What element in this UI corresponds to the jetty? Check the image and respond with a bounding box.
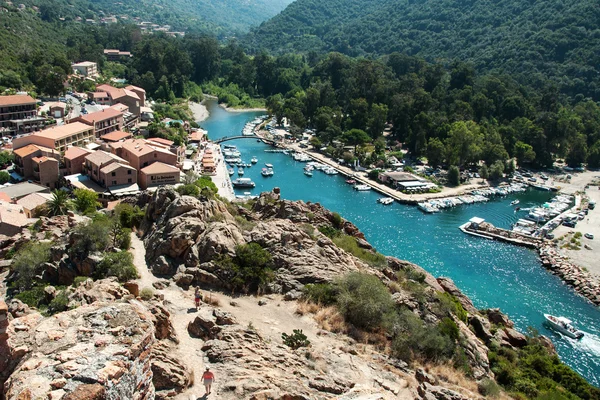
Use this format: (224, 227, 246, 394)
(459, 217, 542, 249)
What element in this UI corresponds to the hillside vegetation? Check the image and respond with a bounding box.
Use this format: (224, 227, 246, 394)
(245, 0, 600, 100)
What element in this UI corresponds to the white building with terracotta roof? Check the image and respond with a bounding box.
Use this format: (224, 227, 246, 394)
(87, 84, 145, 116)
(69, 107, 123, 138)
(139, 161, 180, 189)
(12, 122, 95, 154)
(72, 61, 98, 78)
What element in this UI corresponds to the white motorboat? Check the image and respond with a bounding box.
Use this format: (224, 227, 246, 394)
(227, 168, 234, 176)
(251, 157, 258, 164)
(304, 170, 313, 177)
(378, 197, 394, 205)
(261, 168, 274, 177)
(265, 163, 274, 168)
(232, 178, 255, 188)
(543, 314, 584, 339)
(511, 200, 520, 206)
(237, 168, 244, 176)
(354, 184, 371, 191)
(323, 167, 338, 175)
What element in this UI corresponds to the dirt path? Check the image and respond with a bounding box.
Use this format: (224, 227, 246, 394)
(130, 233, 209, 400)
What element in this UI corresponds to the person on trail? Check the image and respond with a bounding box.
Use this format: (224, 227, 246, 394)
(202, 367, 215, 395)
(195, 287, 202, 309)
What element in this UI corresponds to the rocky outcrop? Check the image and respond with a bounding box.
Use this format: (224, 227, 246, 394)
(436, 277, 477, 315)
(2, 301, 155, 400)
(151, 341, 193, 399)
(539, 245, 600, 306)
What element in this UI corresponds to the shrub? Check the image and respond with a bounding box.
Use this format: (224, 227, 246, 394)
(398, 267, 426, 283)
(95, 251, 138, 282)
(282, 329, 311, 349)
(235, 215, 256, 231)
(15, 286, 46, 307)
(115, 204, 145, 228)
(299, 223, 315, 238)
(140, 287, 154, 300)
(47, 290, 69, 314)
(478, 378, 501, 397)
(336, 272, 395, 330)
(302, 283, 338, 305)
(435, 292, 468, 322)
(331, 212, 343, 229)
(70, 219, 111, 259)
(11, 241, 52, 291)
(219, 243, 274, 292)
(332, 234, 387, 268)
(438, 317, 460, 340)
(448, 165, 460, 186)
(318, 225, 340, 238)
(177, 183, 200, 197)
(72, 276, 89, 287)
(72, 188, 101, 214)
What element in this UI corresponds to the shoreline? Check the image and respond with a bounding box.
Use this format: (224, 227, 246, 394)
(219, 104, 267, 113)
(189, 101, 209, 122)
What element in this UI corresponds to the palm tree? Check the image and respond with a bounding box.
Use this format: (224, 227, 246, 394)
(47, 189, 70, 216)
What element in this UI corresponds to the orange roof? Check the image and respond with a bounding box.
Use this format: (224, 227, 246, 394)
(140, 161, 179, 174)
(32, 156, 58, 164)
(109, 103, 129, 112)
(91, 92, 108, 98)
(13, 144, 42, 158)
(64, 146, 91, 160)
(33, 122, 93, 141)
(100, 130, 132, 142)
(189, 130, 206, 141)
(147, 137, 173, 146)
(125, 85, 146, 93)
(77, 108, 123, 125)
(0, 94, 36, 106)
(96, 84, 140, 101)
(0, 193, 11, 202)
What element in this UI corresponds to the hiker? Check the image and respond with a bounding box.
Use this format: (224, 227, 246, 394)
(195, 287, 202, 309)
(202, 367, 215, 395)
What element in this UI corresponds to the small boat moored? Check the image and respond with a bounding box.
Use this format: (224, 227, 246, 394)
(378, 197, 394, 205)
(251, 157, 258, 164)
(345, 179, 356, 185)
(304, 170, 313, 177)
(261, 168, 274, 177)
(237, 168, 244, 176)
(227, 168, 234, 176)
(265, 163, 274, 168)
(543, 314, 584, 339)
(232, 178, 255, 188)
(511, 200, 520, 206)
(354, 184, 371, 191)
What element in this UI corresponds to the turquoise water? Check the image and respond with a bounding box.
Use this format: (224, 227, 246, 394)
(200, 100, 600, 385)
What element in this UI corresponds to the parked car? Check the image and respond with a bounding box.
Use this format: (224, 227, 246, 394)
(584, 233, 594, 240)
(528, 177, 537, 182)
(562, 220, 576, 228)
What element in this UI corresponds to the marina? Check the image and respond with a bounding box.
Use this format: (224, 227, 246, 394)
(199, 99, 600, 385)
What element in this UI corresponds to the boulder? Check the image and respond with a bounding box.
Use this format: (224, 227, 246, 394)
(469, 315, 493, 344)
(151, 341, 192, 399)
(151, 255, 176, 276)
(123, 281, 139, 297)
(213, 310, 236, 325)
(147, 300, 177, 342)
(436, 277, 477, 314)
(174, 273, 194, 288)
(187, 309, 220, 339)
(504, 328, 528, 348)
(62, 384, 106, 400)
(415, 368, 437, 385)
(484, 308, 514, 328)
(76, 253, 103, 277)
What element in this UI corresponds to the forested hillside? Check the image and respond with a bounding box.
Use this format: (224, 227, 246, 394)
(245, 0, 600, 100)
(15, 0, 293, 35)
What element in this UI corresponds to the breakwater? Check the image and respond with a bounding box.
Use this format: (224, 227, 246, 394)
(459, 220, 542, 248)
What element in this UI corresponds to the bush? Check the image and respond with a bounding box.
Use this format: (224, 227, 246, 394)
(15, 286, 47, 308)
(318, 225, 340, 238)
(72, 276, 88, 287)
(11, 241, 52, 291)
(219, 243, 275, 292)
(478, 378, 501, 397)
(438, 317, 459, 340)
(435, 292, 468, 322)
(397, 267, 426, 283)
(448, 165, 460, 186)
(235, 215, 256, 231)
(95, 251, 138, 282)
(336, 272, 395, 330)
(302, 283, 338, 305)
(47, 290, 69, 314)
(72, 188, 101, 214)
(282, 329, 311, 349)
(115, 204, 145, 229)
(70, 218, 111, 259)
(331, 212, 343, 229)
(177, 183, 200, 197)
(140, 287, 154, 300)
(332, 234, 387, 268)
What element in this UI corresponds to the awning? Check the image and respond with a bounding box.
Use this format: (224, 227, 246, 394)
(108, 183, 140, 196)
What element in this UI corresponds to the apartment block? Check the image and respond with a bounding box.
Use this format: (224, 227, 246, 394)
(13, 144, 60, 180)
(72, 61, 98, 78)
(32, 156, 60, 189)
(70, 107, 123, 138)
(83, 150, 134, 188)
(103, 49, 133, 62)
(64, 146, 92, 175)
(139, 162, 180, 189)
(12, 122, 95, 154)
(0, 94, 44, 135)
(87, 84, 145, 116)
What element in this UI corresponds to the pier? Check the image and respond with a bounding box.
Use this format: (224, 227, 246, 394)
(459, 217, 542, 249)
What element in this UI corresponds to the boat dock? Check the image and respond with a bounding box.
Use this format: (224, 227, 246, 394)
(459, 217, 542, 249)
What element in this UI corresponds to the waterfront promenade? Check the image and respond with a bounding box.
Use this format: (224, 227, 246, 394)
(199, 143, 235, 201)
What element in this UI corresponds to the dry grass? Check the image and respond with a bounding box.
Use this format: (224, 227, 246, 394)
(314, 306, 348, 333)
(295, 300, 321, 316)
(205, 293, 221, 306)
(422, 363, 514, 398)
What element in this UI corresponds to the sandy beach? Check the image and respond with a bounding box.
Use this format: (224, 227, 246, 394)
(220, 104, 267, 113)
(189, 101, 209, 122)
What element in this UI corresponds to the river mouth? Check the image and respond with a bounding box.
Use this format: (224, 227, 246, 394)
(199, 99, 600, 386)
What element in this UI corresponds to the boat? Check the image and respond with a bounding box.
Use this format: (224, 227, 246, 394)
(345, 179, 356, 185)
(261, 168, 274, 177)
(227, 168, 234, 176)
(323, 167, 338, 175)
(304, 170, 313, 177)
(251, 157, 258, 164)
(265, 163, 274, 168)
(232, 178, 255, 188)
(237, 168, 244, 175)
(515, 207, 521, 211)
(511, 200, 520, 206)
(354, 184, 371, 191)
(378, 197, 394, 205)
(543, 314, 584, 339)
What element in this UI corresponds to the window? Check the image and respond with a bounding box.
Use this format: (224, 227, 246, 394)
(112, 180, 117, 185)
(154, 153, 157, 158)
(143, 162, 148, 167)
(128, 178, 132, 183)
(111, 172, 116, 177)
(127, 170, 132, 175)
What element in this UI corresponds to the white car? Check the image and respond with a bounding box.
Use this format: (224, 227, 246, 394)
(584, 233, 594, 240)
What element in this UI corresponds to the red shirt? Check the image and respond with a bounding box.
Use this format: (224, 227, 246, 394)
(203, 371, 214, 380)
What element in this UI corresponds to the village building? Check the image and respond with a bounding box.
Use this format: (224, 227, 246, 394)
(12, 144, 60, 186)
(72, 61, 98, 78)
(0, 94, 44, 135)
(139, 162, 180, 189)
(87, 84, 145, 116)
(16, 192, 53, 218)
(69, 107, 123, 138)
(12, 122, 95, 154)
(0, 182, 50, 201)
(64, 146, 92, 175)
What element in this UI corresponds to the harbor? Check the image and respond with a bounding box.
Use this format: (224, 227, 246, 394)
(198, 99, 600, 385)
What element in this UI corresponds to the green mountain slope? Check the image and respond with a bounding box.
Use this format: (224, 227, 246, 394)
(245, 0, 600, 98)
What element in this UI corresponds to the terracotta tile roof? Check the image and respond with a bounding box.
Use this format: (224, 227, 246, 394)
(100, 162, 135, 174)
(109, 103, 129, 112)
(13, 144, 42, 158)
(85, 150, 127, 166)
(125, 85, 145, 93)
(91, 92, 108, 98)
(96, 84, 140, 101)
(32, 122, 93, 141)
(147, 137, 173, 146)
(0, 94, 36, 106)
(100, 130, 132, 142)
(64, 146, 91, 160)
(140, 162, 179, 174)
(32, 156, 58, 164)
(16, 192, 52, 210)
(76, 108, 123, 125)
(72, 61, 96, 67)
(0, 204, 33, 228)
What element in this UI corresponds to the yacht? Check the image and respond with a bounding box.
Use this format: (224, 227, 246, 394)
(261, 168, 274, 177)
(378, 197, 394, 205)
(543, 314, 584, 339)
(232, 178, 255, 188)
(354, 184, 371, 191)
(237, 168, 244, 176)
(251, 157, 258, 164)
